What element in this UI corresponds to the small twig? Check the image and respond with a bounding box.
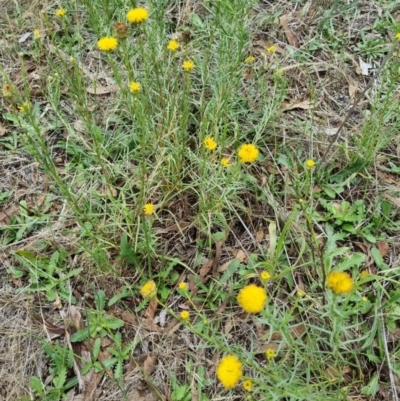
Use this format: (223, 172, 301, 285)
(321, 41, 399, 162)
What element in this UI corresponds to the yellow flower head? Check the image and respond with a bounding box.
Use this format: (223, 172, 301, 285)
(260, 271, 270, 282)
(267, 45, 277, 53)
(396, 33, 400, 39)
(33, 29, 41, 40)
(140, 280, 157, 299)
(243, 379, 253, 392)
(216, 355, 242, 389)
(178, 282, 187, 291)
(180, 310, 189, 321)
(220, 157, 231, 167)
(167, 39, 180, 52)
(182, 60, 195, 72)
(204, 137, 217, 150)
(55, 8, 66, 17)
(143, 203, 154, 215)
(297, 289, 306, 297)
(245, 56, 255, 64)
(306, 159, 315, 168)
(129, 81, 141, 93)
(237, 284, 267, 314)
(360, 270, 369, 279)
(266, 348, 275, 360)
(327, 271, 354, 294)
(17, 101, 30, 113)
(127, 7, 149, 24)
(97, 36, 118, 51)
(238, 144, 259, 163)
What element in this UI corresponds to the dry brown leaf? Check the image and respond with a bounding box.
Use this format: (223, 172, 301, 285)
(255, 229, 264, 244)
(280, 15, 299, 48)
(145, 298, 158, 320)
(198, 259, 214, 280)
(0, 124, 7, 137)
(143, 355, 157, 376)
(383, 193, 400, 207)
(282, 100, 315, 111)
(348, 76, 358, 100)
(0, 205, 20, 226)
(86, 84, 119, 95)
(377, 241, 389, 257)
(120, 310, 138, 326)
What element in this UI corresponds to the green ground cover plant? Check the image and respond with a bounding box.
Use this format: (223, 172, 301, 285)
(1, 0, 400, 400)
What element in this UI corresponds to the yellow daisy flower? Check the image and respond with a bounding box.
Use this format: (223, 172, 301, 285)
(243, 379, 253, 391)
(237, 284, 267, 314)
(266, 348, 275, 360)
(140, 280, 157, 299)
(178, 282, 187, 290)
(216, 355, 242, 389)
(129, 81, 141, 93)
(204, 137, 217, 150)
(97, 37, 118, 51)
(55, 8, 66, 17)
(260, 271, 270, 282)
(220, 157, 231, 167)
(167, 39, 180, 52)
(396, 33, 400, 39)
(305, 159, 315, 168)
(182, 60, 195, 72)
(267, 45, 277, 53)
(245, 55, 255, 64)
(33, 29, 41, 40)
(326, 271, 354, 294)
(237, 144, 259, 163)
(180, 310, 189, 321)
(143, 203, 154, 215)
(126, 7, 149, 24)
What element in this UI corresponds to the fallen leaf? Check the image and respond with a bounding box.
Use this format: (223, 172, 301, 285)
(19, 32, 32, 43)
(86, 84, 119, 95)
(348, 76, 358, 100)
(383, 193, 400, 207)
(0, 205, 20, 226)
(324, 127, 339, 136)
(377, 241, 389, 257)
(282, 100, 315, 111)
(143, 355, 157, 376)
(198, 259, 214, 280)
(280, 15, 299, 48)
(145, 298, 158, 320)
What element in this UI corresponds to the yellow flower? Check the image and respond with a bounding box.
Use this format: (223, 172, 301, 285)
(180, 310, 189, 321)
(182, 60, 195, 72)
(266, 348, 275, 360)
(360, 270, 369, 279)
(140, 280, 157, 299)
(305, 159, 315, 168)
(178, 282, 187, 291)
(143, 203, 154, 215)
(126, 7, 149, 24)
(243, 379, 253, 391)
(55, 8, 66, 17)
(33, 29, 41, 40)
(17, 101, 30, 113)
(326, 271, 354, 294)
(297, 289, 306, 297)
(167, 39, 180, 52)
(216, 355, 242, 389)
(237, 144, 259, 163)
(396, 33, 400, 39)
(97, 37, 118, 51)
(267, 45, 277, 53)
(129, 81, 141, 93)
(220, 157, 231, 167)
(260, 271, 270, 282)
(245, 56, 255, 64)
(204, 137, 217, 150)
(237, 284, 267, 314)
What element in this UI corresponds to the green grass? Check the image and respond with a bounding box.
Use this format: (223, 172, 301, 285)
(1, 0, 400, 400)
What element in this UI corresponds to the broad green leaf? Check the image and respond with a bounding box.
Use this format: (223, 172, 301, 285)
(30, 376, 44, 396)
(95, 290, 106, 312)
(70, 329, 89, 342)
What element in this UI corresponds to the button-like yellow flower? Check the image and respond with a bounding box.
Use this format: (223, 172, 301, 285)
(306, 159, 315, 168)
(245, 55, 255, 64)
(204, 137, 217, 150)
(17, 101, 31, 113)
(216, 355, 242, 389)
(178, 282, 187, 291)
(396, 33, 400, 39)
(326, 271, 354, 294)
(33, 29, 41, 40)
(55, 8, 66, 17)
(237, 284, 267, 314)
(143, 203, 154, 215)
(97, 37, 118, 51)
(182, 60, 195, 72)
(126, 7, 149, 24)
(237, 144, 259, 163)
(360, 270, 369, 279)
(129, 81, 141, 93)
(180, 310, 189, 321)
(267, 45, 277, 53)
(220, 157, 231, 167)
(266, 348, 275, 360)
(140, 280, 157, 299)
(167, 39, 180, 52)
(243, 379, 253, 391)
(260, 271, 270, 282)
